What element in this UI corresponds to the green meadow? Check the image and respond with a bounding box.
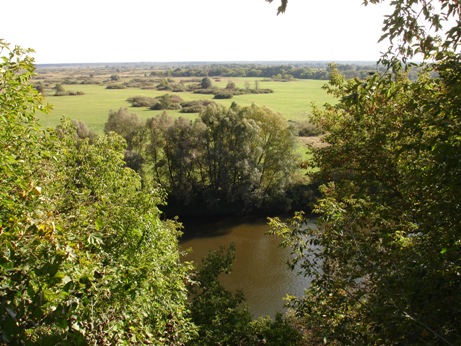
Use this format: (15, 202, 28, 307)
(37, 77, 335, 133)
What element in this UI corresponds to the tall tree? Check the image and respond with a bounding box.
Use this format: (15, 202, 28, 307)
(143, 103, 298, 214)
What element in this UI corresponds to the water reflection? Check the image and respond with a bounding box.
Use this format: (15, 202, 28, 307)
(180, 216, 312, 318)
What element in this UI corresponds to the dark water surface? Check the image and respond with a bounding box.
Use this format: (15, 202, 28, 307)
(180, 216, 313, 318)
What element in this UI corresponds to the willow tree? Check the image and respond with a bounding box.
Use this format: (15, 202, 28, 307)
(268, 1, 461, 344)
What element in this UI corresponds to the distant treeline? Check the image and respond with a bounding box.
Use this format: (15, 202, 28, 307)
(37, 62, 425, 83)
(149, 63, 393, 80)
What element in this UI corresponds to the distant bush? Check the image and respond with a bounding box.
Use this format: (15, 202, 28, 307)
(226, 81, 237, 90)
(127, 96, 158, 107)
(214, 92, 234, 99)
(150, 94, 184, 110)
(124, 78, 157, 89)
(180, 100, 217, 113)
(289, 120, 323, 137)
(172, 83, 187, 92)
(54, 83, 65, 95)
(200, 77, 213, 89)
(66, 91, 85, 96)
(106, 84, 126, 89)
(247, 88, 273, 94)
(53, 83, 85, 96)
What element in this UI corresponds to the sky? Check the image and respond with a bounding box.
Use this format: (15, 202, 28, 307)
(1, 0, 393, 64)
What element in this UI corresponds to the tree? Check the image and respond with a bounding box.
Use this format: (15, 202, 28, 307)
(0, 40, 196, 344)
(162, 117, 203, 206)
(242, 104, 297, 205)
(200, 76, 213, 89)
(199, 103, 263, 209)
(145, 111, 175, 186)
(268, 1, 461, 345)
(104, 108, 146, 170)
(142, 103, 298, 215)
(54, 83, 66, 96)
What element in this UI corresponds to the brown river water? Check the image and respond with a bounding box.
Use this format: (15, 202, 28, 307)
(180, 216, 313, 318)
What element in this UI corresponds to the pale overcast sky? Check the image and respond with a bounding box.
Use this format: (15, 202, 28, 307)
(1, 0, 392, 64)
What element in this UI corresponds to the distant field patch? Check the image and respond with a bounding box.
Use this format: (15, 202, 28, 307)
(37, 77, 335, 133)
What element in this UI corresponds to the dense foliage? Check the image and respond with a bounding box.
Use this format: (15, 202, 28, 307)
(0, 40, 196, 344)
(269, 0, 461, 344)
(106, 103, 300, 216)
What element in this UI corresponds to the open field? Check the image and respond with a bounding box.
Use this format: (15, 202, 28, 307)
(35, 68, 335, 133)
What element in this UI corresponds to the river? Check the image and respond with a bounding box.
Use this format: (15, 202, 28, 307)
(180, 216, 313, 318)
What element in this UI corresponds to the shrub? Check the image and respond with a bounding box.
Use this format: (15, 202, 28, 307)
(180, 100, 216, 113)
(289, 120, 323, 136)
(105, 84, 126, 89)
(248, 88, 273, 94)
(200, 77, 213, 89)
(126, 95, 158, 107)
(66, 90, 85, 96)
(150, 94, 183, 110)
(226, 81, 236, 90)
(213, 92, 233, 99)
(192, 88, 216, 95)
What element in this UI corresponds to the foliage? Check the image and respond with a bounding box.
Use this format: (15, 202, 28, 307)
(187, 244, 252, 345)
(225, 81, 236, 90)
(70, 119, 97, 141)
(364, 0, 461, 64)
(0, 40, 196, 344)
(149, 62, 375, 81)
(272, 66, 461, 344)
(140, 103, 298, 215)
(149, 93, 184, 110)
(179, 99, 217, 113)
(104, 107, 145, 152)
(54, 84, 66, 96)
(267, 0, 461, 344)
(187, 244, 302, 346)
(248, 313, 303, 346)
(126, 95, 158, 107)
(105, 84, 126, 89)
(289, 120, 322, 137)
(200, 77, 213, 89)
(213, 92, 233, 99)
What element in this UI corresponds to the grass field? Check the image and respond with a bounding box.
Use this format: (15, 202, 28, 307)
(37, 76, 335, 133)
